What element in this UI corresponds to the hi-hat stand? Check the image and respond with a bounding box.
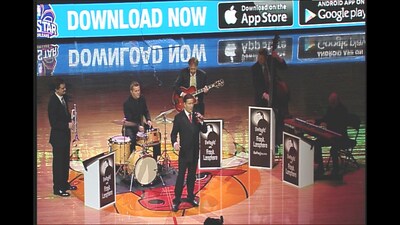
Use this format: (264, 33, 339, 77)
(154, 108, 175, 175)
(153, 109, 176, 212)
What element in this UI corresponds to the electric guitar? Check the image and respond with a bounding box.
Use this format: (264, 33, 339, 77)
(172, 79, 224, 112)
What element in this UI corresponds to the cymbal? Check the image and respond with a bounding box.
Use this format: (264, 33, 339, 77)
(154, 108, 176, 121)
(111, 120, 136, 127)
(156, 118, 173, 124)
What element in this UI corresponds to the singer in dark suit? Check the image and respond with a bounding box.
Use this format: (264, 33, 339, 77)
(170, 94, 207, 212)
(48, 78, 77, 197)
(173, 57, 209, 115)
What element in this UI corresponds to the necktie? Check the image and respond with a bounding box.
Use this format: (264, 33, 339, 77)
(190, 74, 196, 87)
(61, 97, 68, 114)
(189, 113, 192, 123)
(61, 97, 66, 108)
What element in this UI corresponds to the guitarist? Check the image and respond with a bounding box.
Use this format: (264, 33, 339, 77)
(173, 57, 209, 115)
(251, 47, 289, 147)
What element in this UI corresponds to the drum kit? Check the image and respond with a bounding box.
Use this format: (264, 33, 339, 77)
(108, 108, 175, 187)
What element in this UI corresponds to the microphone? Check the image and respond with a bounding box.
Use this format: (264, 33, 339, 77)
(194, 112, 204, 123)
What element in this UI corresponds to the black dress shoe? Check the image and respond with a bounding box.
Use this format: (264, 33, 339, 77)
(54, 190, 70, 197)
(188, 199, 199, 207)
(68, 185, 77, 190)
(330, 172, 343, 180)
(172, 203, 179, 212)
(314, 173, 326, 180)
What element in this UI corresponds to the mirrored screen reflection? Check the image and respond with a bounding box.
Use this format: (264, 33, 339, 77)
(36, 31, 365, 76)
(298, 33, 365, 60)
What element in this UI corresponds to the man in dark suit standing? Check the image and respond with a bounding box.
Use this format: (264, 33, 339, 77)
(171, 94, 207, 212)
(173, 57, 209, 115)
(251, 48, 289, 147)
(48, 78, 77, 197)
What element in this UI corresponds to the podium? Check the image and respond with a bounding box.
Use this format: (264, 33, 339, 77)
(83, 152, 116, 209)
(199, 120, 223, 169)
(248, 106, 275, 169)
(282, 132, 314, 188)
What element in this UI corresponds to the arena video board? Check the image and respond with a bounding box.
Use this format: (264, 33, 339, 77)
(37, 0, 365, 39)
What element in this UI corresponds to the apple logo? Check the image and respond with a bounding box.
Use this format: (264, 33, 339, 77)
(224, 43, 237, 62)
(224, 5, 237, 25)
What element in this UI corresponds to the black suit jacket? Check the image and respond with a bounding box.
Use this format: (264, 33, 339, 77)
(251, 56, 287, 108)
(173, 68, 207, 103)
(171, 111, 207, 163)
(48, 93, 71, 147)
(316, 103, 349, 138)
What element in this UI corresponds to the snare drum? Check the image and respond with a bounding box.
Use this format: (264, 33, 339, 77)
(108, 135, 131, 164)
(127, 151, 158, 185)
(136, 128, 161, 147)
(136, 131, 147, 146)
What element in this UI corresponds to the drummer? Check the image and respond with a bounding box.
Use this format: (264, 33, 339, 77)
(123, 81, 161, 161)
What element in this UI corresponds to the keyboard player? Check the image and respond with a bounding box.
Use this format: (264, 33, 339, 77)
(309, 92, 349, 180)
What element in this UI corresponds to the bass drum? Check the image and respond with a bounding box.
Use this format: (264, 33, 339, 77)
(127, 152, 158, 185)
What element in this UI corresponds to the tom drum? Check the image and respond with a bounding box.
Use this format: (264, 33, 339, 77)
(136, 128, 161, 147)
(108, 135, 131, 164)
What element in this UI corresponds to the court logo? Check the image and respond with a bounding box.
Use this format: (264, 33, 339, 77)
(37, 4, 59, 38)
(224, 5, 238, 24)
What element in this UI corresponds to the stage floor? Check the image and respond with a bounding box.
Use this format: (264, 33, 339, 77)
(36, 44, 366, 224)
